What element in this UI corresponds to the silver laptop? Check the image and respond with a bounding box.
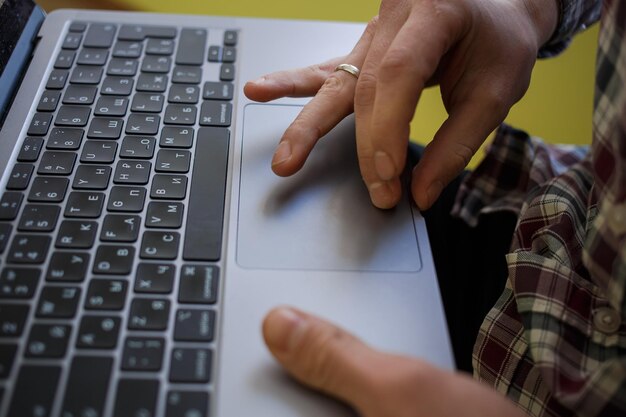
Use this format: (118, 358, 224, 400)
(0, 2, 453, 416)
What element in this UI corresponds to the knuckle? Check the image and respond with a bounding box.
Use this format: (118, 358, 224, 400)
(319, 75, 345, 98)
(450, 141, 475, 173)
(379, 48, 414, 81)
(354, 71, 377, 108)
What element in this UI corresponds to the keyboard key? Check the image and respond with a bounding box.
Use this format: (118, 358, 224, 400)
(223, 46, 236, 63)
(46, 69, 69, 89)
(126, 113, 160, 135)
(0, 192, 23, 220)
(6, 365, 61, 417)
(121, 337, 165, 371)
(45, 252, 89, 282)
(62, 32, 82, 49)
(166, 391, 209, 417)
(69, 22, 87, 32)
(224, 30, 238, 46)
(135, 262, 175, 293)
(28, 112, 53, 135)
(220, 63, 235, 81)
(25, 324, 71, 358)
(145, 201, 184, 227)
(140, 231, 180, 260)
(179, 265, 219, 304)
(87, 117, 124, 139)
(7, 234, 51, 264)
(101, 75, 134, 95)
(107, 186, 146, 212)
(76, 316, 121, 349)
(18, 204, 60, 231)
(0, 223, 11, 253)
(83, 23, 117, 48)
(17, 137, 43, 162)
(37, 90, 61, 111)
(0, 344, 17, 378)
(176, 28, 207, 65)
(70, 65, 103, 84)
(112, 40, 143, 58)
(61, 356, 113, 417)
(155, 149, 191, 173)
(55, 105, 91, 126)
(0, 268, 40, 299)
(207, 45, 220, 62)
(168, 84, 200, 103)
(113, 379, 159, 417)
(172, 65, 202, 84)
(0, 303, 30, 336)
(64, 191, 105, 218)
(94, 96, 129, 116)
(183, 127, 229, 261)
(174, 308, 215, 342)
(72, 165, 111, 189)
(55, 220, 98, 248)
(100, 214, 141, 242)
(160, 126, 193, 148)
(146, 38, 175, 55)
(118, 24, 176, 40)
(80, 140, 118, 164)
(107, 58, 138, 76)
(130, 93, 164, 113)
(203, 81, 234, 100)
(36, 286, 81, 318)
(200, 101, 232, 126)
(28, 177, 68, 202)
(164, 104, 196, 125)
(54, 49, 76, 69)
(85, 279, 127, 310)
(63, 84, 97, 105)
(76, 48, 109, 65)
(119, 136, 156, 158)
(37, 151, 76, 175)
(141, 55, 171, 73)
(128, 298, 170, 330)
(93, 245, 135, 274)
(169, 348, 212, 383)
(136, 73, 168, 92)
(47, 127, 84, 150)
(113, 160, 151, 184)
(6, 164, 34, 190)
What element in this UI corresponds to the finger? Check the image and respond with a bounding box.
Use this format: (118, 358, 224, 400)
(262, 307, 380, 412)
(270, 17, 378, 176)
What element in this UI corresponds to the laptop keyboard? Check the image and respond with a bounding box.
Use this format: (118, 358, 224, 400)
(0, 21, 236, 417)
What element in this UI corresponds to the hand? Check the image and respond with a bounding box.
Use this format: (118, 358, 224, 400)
(245, 0, 558, 210)
(263, 307, 527, 417)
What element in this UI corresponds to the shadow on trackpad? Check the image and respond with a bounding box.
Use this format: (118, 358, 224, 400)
(236, 104, 421, 272)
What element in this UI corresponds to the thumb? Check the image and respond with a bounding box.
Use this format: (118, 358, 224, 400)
(262, 307, 379, 412)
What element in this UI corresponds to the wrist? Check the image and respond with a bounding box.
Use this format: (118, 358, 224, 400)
(522, 0, 560, 48)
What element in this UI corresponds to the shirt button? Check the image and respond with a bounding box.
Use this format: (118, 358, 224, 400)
(593, 307, 621, 334)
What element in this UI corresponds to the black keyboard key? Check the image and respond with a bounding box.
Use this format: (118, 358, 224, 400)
(7, 234, 51, 264)
(130, 93, 164, 113)
(113, 379, 159, 417)
(28, 177, 68, 202)
(0, 303, 30, 336)
(55, 105, 91, 126)
(6, 163, 34, 190)
(0, 344, 17, 378)
(146, 38, 175, 55)
(107, 58, 138, 76)
(145, 201, 184, 227)
(0, 268, 40, 299)
(141, 55, 171, 73)
(6, 365, 61, 417)
(155, 149, 191, 173)
(200, 101, 232, 126)
(128, 298, 170, 330)
(17, 137, 43, 162)
(83, 22, 117, 48)
(179, 265, 219, 304)
(223, 46, 236, 63)
(37, 90, 61, 111)
(54, 49, 75, 69)
(47, 127, 84, 150)
(107, 186, 146, 212)
(76, 316, 121, 349)
(224, 30, 238, 46)
(140, 231, 180, 260)
(64, 191, 105, 218)
(0, 223, 11, 253)
(135, 262, 175, 293)
(166, 391, 209, 417)
(36, 286, 81, 318)
(168, 85, 200, 104)
(160, 126, 194, 148)
(88, 117, 124, 139)
(164, 104, 196, 125)
(62, 32, 82, 49)
(80, 140, 118, 164)
(56, 220, 98, 248)
(172, 65, 202, 84)
(69, 22, 87, 32)
(18, 204, 60, 231)
(207, 45, 220, 62)
(102, 75, 134, 95)
(120, 136, 156, 159)
(150, 174, 188, 200)
(121, 337, 165, 371)
(174, 309, 215, 342)
(100, 214, 141, 242)
(28, 112, 53, 135)
(169, 348, 212, 383)
(220, 63, 235, 81)
(73, 165, 111, 189)
(183, 127, 229, 261)
(25, 324, 71, 358)
(136, 73, 168, 92)
(203, 81, 234, 100)
(118, 24, 177, 40)
(70, 65, 103, 84)
(112, 40, 143, 58)
(85, 278, 127, 310)
(61, 356, 113, 417)
(37, 150, 76, 175)
(126, 113, 160, 135)
(176, 28, 207, 65)
(46, 69, 69, 89)
(76, 48, 109, 65)
(63, 84, 97, 104)
(113, 160, 151, 184)
(94, 96, 129, 116)
(46, 251, 90, 282)
(0, 192, 23, 220)
(93, 245, 135, 275)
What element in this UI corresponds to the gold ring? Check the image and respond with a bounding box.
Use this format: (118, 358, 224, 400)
(334, 63, 360, 79)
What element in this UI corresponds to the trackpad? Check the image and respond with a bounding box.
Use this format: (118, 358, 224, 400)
(237, 104, 421, 272)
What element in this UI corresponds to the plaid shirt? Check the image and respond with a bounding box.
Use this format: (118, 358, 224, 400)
(451, 1, 626, 416)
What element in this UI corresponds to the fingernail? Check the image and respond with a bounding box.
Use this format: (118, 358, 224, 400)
(265, 308, 306, 353)
(368, 181, 391, 208)
(251, 76, 267, 85)
(374, 151, 396, 181)
(272, 142, 292, 167)
(425, 180, 444, 208)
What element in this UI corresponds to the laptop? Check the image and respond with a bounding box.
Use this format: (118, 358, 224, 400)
(0, 1, 454, 416)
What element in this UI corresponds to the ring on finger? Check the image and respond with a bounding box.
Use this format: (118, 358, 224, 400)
(334, 63, 360, 79)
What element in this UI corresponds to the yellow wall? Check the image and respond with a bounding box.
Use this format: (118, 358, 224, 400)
(124, 0, 597, 156)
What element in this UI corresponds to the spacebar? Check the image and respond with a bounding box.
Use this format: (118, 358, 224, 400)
(183, 127, 230, 261)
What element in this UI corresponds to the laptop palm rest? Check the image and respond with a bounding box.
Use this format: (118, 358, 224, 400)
(237, 103, 421, 272)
